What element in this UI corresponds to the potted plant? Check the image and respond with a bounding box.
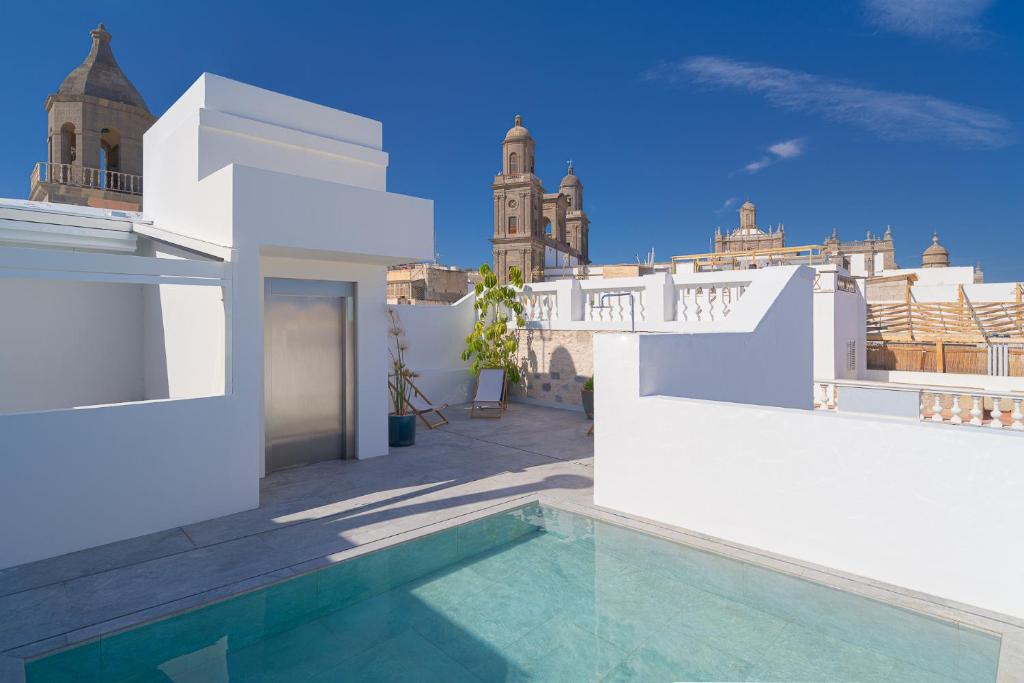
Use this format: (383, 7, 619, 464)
(387, 308, 418, 447)
(581, 376, 594, 419)
(461, 264, 527, 396)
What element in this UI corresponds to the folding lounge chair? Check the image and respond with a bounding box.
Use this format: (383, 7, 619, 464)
(406, 378, 449, 429)
(471, 368, 506, 419)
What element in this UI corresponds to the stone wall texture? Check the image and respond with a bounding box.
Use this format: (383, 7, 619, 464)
(514, 329, 599, 406)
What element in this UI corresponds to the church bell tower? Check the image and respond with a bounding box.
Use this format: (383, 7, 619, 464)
(30, 24, 155, 210)
(491, 115, 546, 283)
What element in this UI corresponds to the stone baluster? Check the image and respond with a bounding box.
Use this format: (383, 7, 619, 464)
(930, 393, 944, 423)
(815, 383, 829, 408)
(989, 397, 1003, 429)
(969, 395, 983, 426)
(1011, 399, 1024, 431)
(678, 288, 689, 321)
(949, 394, 963, 425)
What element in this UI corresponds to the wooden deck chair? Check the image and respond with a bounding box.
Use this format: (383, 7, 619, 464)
(406, 378, 448, 429)
(471, 368, 506, 419)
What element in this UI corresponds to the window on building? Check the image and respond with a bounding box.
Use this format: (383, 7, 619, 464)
(544, 218, 552, 236)
(508, 152, 519, 175)
(508, 216, 518, 234)
(59, 123, 76, 165)
(100, 127, 122, 190)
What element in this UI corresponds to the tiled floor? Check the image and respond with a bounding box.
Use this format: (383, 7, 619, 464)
(0, 402, 594, 662)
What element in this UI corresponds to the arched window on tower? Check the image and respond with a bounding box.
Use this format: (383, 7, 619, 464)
(507, 216, 518, 234)
(100, 127, 122, 190)
(59, 123, 76, 165)
(543, 218, 552, 236)
(508, 152, 519, 175)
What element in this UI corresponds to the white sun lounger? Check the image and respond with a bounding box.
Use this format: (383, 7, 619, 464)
(471, 368, 506, 418)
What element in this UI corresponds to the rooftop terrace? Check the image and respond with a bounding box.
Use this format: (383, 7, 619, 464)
(0, 403, 593, 662)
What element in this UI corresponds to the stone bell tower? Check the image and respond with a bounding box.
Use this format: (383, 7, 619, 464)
(30, 23, 155, 210)
(491, 115, 547, 283)
(559, 161, 589, 261)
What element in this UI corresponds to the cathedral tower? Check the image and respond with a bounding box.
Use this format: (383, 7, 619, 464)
(30, 24, 155, 210)
(490, 116, 590, 283)
(560, 162, 589, 259)
(491, 115, 546, 283)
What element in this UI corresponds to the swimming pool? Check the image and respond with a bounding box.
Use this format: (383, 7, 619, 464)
(27, 502, 1000, 681)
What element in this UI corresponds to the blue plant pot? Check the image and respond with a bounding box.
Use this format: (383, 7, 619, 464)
(389, 414, 416, 447)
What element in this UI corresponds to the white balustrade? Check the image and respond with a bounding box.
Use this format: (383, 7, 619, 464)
(519, 290, 558, 322)
(969, 395, 983, 426)
(813, 382, 836, 409)
(989, 398, 1003, 430)
(675, 282, 748, 322)
(949, 394, 963, 425)
(817, 381, 1024, 433)
(584, 288, 646, 324)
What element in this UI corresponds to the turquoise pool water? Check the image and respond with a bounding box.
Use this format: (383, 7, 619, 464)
(28, 503, 1000, 682)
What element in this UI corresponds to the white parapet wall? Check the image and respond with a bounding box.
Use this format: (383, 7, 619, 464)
(0, 396, 251, 569)
(594, 333, 1024, 619)
(389, 294, 476, 407)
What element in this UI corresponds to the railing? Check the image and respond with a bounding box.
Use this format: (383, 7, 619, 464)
(813, 269, 860, 294)
(814, 379, 1024, 431)
(584, 285, 646, 324)
(867, 292, 1024, 343)
(520, 286, 558, 322)
(31, 161, 143, 196)
(675, 281, 747, 321)
(516, 271, 763, 331)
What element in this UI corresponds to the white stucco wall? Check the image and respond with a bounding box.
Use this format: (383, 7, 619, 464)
(145, 73, 434, 473)
(813, 272, 866, 381)
(594, 333, 1024, 619)
(0, 278, 145, 413)
(638, 266, 814, 410)
(391, 295, 476, 407)
(143, 283, 226, 401)
(0, 396, 252, 569)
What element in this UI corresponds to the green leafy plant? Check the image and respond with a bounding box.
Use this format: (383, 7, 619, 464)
(583, 376, 594, 392)
(461, 264, 526, 384)
(387, 308, 418, 416)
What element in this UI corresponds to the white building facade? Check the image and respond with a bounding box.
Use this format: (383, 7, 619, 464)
(0, 74, 433, 569)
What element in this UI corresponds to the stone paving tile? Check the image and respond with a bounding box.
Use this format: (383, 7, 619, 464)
(0, 583, 70, 653)
(0, 527, 195, 598)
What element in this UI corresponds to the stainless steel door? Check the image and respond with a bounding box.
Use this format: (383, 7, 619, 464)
(264, 279, 355, 472)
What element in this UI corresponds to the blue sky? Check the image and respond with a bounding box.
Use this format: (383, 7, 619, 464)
(1, 1, 1021, 279)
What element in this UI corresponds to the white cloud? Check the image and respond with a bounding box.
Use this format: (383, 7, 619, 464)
(645, 56, 1011, 149)
(739, 138, 806, 175)
(863, 0, 995, 43)
(768, 139, 805, 159)
(715, 197, 739, 214)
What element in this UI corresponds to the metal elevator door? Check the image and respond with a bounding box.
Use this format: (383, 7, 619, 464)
(264, 279, 355, 473)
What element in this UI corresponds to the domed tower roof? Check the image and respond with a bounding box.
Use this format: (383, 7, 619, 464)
(922, 232, 950, 268)
(740, 200, 755, 210)
(560, 160, 580, 187)
(53, 24, 151, 114)
(504, 114, 531, 142)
